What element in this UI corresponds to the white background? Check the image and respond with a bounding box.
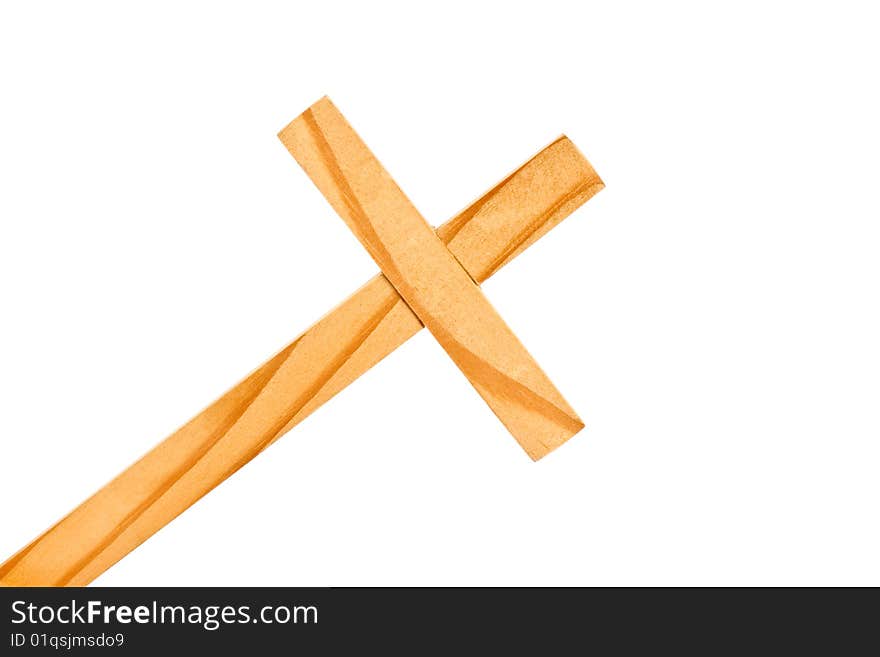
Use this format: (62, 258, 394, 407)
(1, 2, 878, 586)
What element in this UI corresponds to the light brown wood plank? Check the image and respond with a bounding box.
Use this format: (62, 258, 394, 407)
(0, 133, 602, 586)
(280, 97, 587, 460)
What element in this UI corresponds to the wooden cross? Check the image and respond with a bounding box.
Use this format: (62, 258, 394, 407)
(0, 98, 604, 586)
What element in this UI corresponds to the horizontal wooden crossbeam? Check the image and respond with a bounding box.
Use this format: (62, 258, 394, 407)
(281, 98, 583, 458)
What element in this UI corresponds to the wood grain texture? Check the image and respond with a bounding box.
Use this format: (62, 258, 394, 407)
(280, 97, 585, 460)
(0, 131, 603, 587)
